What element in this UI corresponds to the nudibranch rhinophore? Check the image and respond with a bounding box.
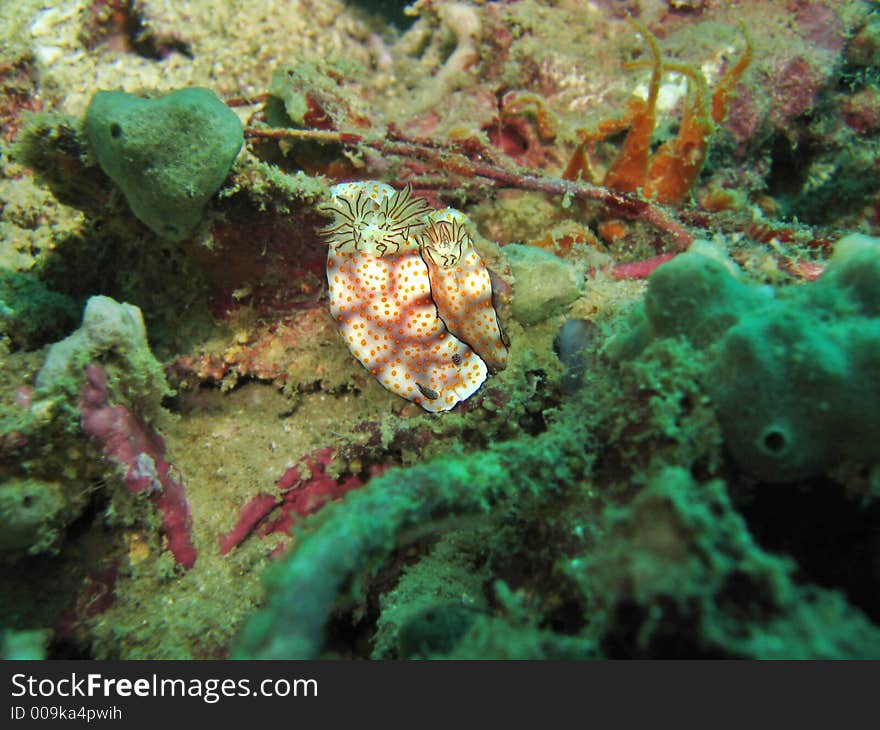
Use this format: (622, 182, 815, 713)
(318, 181, 507, 412)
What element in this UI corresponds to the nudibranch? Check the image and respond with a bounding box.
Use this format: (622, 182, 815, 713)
(319, 182, 490, 412)
(419, 209, 509, 373)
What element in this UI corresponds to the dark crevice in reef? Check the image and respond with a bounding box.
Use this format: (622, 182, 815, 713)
(765, 134, 817, 206)
(601, 600, 728, 659)
(541, 598, 588, 635)
(737, 479, 880, 624)
(762, 126, 880, 224)
(65, 485, 110, 543)
(325, 538, 437, 659)
(47, 637, 93, 660)
(324, 607, 375, 659)
(344, 0, 416, 31)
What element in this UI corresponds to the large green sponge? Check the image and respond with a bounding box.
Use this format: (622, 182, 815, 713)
(84, 88, 243, 240)
(611, 236, 880, 483)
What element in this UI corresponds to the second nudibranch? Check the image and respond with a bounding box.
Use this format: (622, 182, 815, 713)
(318, 181, 507, 412)
(420, 209, 509, 373)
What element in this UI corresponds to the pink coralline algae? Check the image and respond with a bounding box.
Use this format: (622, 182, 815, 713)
(79, 364, 196, 569)
(841, 87, 880, 134)
(220, 446, 388, 555)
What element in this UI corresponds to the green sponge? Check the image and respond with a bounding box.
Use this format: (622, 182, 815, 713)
(611, 236, 880, 482)
(84, 88, 243, 240)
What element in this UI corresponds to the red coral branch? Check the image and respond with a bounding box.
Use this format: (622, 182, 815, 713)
(611, 252, 679, 280)
(219, 445, 388, 554)
(218, 493, 277, 555)
(79, 364, 196, 569)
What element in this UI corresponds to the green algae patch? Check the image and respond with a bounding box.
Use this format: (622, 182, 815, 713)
(0, 269, 78, 350)
(0, 478, 75, 556)
(1, 628, 50, 660)
(83, 88, 243, 241)
(585, 467, 880, 658)
(234, 412, 593, 659)
(371, 530, 490, 659)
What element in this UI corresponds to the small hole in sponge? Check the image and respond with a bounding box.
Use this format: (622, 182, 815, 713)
(762, 428, 787, 454)
(110, 123, 122, 138)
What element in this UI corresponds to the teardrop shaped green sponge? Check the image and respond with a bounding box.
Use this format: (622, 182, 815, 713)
(84, 87, 243, 241)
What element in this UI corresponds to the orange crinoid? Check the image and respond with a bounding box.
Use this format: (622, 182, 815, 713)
(565, 16, 752, 206)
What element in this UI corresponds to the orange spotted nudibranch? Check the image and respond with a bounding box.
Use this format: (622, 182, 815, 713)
(318, 181, 506, 412)
(420, 209, 509, 373)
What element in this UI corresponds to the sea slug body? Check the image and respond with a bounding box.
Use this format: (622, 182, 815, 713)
(419, 209, 509, 373)
(320, 182, 488, 412)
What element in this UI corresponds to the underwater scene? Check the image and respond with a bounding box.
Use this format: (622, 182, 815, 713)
(1, 0, 880, 660)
